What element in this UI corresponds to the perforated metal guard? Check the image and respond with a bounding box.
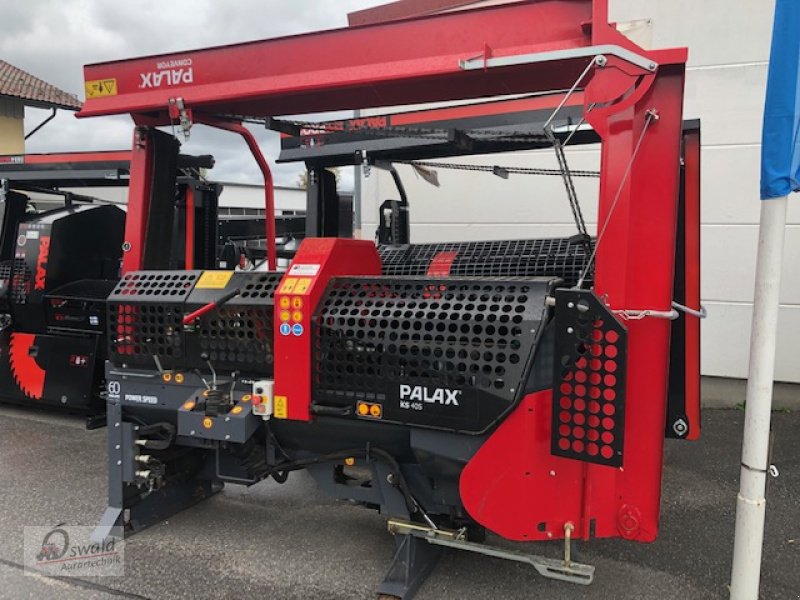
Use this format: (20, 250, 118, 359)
(0, 261, 12, 287)
(9, 258, 30, 304)
(552, 289, 627, 467)
(313, 276, 550, 433)
(186, 272, 282, 374)
(0, 260, 12, 306)
(107, 271, 201, 366)
(379, 238, 593, 285)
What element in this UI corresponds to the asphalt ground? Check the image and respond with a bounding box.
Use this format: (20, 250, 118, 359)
(0, 406, 797, 600)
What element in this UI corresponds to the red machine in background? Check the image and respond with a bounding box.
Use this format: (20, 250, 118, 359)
(77, 1, 702, 597)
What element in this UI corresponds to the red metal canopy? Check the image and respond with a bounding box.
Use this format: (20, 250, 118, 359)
(78, 0, 685, 123)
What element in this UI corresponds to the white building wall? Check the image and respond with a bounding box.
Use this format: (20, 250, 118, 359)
(360, 1, 799, 382)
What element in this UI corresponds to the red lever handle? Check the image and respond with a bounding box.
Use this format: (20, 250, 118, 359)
(183, 289, 241, 326)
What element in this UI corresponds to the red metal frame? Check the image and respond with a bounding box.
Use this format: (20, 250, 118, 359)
(194, 116, 277, 271)
(80, 0, 691, 545)
(121, 129, 155, 274)
(184, 185, 195, 270)
(79, 1, 686, 121)
(0, 151, 130, 165)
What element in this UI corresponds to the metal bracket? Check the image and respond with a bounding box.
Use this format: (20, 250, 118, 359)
(387, 519, 595, 586)
(672, 301, 708, 319)
(168, 97, 192, 140)
(613, 308, 679, 321)
(459, 44, 658, 74)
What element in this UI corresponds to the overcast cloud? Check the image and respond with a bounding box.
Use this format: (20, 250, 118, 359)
(2, 0, 386, 189)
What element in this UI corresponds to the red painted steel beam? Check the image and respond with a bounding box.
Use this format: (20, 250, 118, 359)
(0, 151, 130, 165)
(121, 129, 154, 273)
(195, 116, 277, 271)
(78, 0, 677, 122)
(184, 184, 195, 270)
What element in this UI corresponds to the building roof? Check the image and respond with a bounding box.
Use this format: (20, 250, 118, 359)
(348, 0, 485, 26)
(0, 60, 82, 111)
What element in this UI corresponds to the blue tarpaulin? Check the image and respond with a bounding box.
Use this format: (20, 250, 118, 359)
(761, 0, 800, 200)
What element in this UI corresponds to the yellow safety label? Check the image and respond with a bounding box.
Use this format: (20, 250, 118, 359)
(85, 78, 118, 98)
(279, 297, 291, 309)
(196, 271, 234, 289)
(274, 396, 288, 419)
(279, 278, 298, 294)
(294, 278, 312, 294)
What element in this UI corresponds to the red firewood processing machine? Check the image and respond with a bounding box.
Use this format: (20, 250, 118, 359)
(77, 1, 702, 597)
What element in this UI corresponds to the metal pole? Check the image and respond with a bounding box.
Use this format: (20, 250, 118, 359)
(730, 195, 788, 600)
(353, 109, 363, 239)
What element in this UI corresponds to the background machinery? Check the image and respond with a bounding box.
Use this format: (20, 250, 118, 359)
(0, 152, 309, 421)
(75, 1, 701, 597)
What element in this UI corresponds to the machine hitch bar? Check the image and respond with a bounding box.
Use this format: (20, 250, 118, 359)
(387, 519, 595, 586)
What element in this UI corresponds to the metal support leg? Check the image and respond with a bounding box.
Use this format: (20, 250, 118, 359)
(93, 398, 222, 542)
(378, 533, 444, 600)
(92, 398, 127, 542)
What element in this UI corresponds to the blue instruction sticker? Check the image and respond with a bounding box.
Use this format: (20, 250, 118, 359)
(279, 323, 291, 336)
(292, 323, 304, 336)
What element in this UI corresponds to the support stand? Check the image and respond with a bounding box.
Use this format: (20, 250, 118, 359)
(92, 398, 222, 542)
(378, 532, 444, 600)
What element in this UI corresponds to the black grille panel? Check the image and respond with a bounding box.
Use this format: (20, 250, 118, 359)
(106, 270, 281, 373)
(188, 272, 281, 374)
(0, 260, 13, 309)
(313, 276, 551, 433)
(107, 271, 201, 366)
(10, 258, 30, 304)
(379, 238, 593, 285)
(113, 271, 200, 298)
(0, 260, 12, 282)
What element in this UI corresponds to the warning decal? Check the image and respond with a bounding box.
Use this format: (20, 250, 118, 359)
(274, 396, 288, 419)
(196, 271, 234, 290)
(85, 78, 118, 98)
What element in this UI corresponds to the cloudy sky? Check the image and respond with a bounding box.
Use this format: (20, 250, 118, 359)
(3, 0, 388, 189)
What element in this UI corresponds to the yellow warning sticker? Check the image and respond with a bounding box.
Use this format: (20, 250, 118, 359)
(196, 271, 234, 290)
(85, 78, 118, 98)
(294, 278, 312, 294)
(279, 278, 298, 294)
(274, 396, 288, 419)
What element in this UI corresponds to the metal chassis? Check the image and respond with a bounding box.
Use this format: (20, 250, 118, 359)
(79, 0, 692, 597)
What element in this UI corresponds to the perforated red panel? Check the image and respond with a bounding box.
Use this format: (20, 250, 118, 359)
(552, 289, 627, 467)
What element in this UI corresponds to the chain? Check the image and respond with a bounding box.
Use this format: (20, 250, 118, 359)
(400, 160, 599, 178)
(552, 138, 590, 237)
